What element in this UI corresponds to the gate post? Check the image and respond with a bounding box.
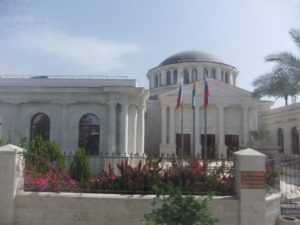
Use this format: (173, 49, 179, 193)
(234, 148, 266, 225)
(0, 145, 24, 225)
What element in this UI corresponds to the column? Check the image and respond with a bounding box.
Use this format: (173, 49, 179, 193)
(218, 105, 226, 158)
(61, 104, 68, 153)
(136, 105, 145, 155)
(169, 105, 176, 146)
(10, 103, 19, 144)
(120, 102, 128, 156)
(161, 104, 167, 145)
(177, 66, 184, 84)
(161, 70, 167, 86)
(108, 102, 116, 155)
(194, 106, 201, 155)
(129, 105, 137, 155)
(283, 125, 291, 154)
(242, 105, 249, 146)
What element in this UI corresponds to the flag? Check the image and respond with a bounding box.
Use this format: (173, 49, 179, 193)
(192, 80, 196, 109)
(204, 78, 209, 108)
(177, 77, 183, 109)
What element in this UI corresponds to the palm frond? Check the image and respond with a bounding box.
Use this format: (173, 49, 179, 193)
(289, 28, 300, 51)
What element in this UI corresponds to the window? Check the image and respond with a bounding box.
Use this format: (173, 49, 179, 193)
(192, 68, 197, 82)
(203, 68, 208, 78)
(30, 113, 50, 141)
(155, 75, 159, 88)
(221, 71, 224, 81)
(211, 69, 216, 79)
(277, 128, 284, 152)
(183, 68, 189, 84)
(225, 72, 229, 83)
(291, 127, 299, 154)
(173, 70, 178, 84)
(167, 71, 171, 85)
(159, 73, 162, 86)
(79, 114, 100, 156)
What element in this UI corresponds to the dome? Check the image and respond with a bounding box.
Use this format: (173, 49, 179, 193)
(159, 50, 223, 67)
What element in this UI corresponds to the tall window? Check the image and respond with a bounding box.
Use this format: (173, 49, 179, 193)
(221, 71, 224, 81)
(225, 72, 229, 83)
(183, 68, 189, 84)
(159, 73, 162, 86)
(203, 68, 208, 78)
(291, 127, 299, 154)
(277, 128, 284, 152)
(166, 71, 171, 85)
(155, 75, 159, 87)
(173, 70, 178, 84)
(79, 114, 100, 156)
(116, 104, 121, 154)
(192, 68, 197, 82)
(211, 69, 216, 79)
(31, 113, 50, 141)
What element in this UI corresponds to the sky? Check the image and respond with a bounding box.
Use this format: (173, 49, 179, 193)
(0, 0, 299, 107)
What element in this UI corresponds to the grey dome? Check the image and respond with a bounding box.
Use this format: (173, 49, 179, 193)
(159, 51, 223, 67)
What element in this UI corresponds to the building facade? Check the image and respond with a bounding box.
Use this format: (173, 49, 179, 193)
(145, 51, 274, 158)
(0, 77, 148, 156)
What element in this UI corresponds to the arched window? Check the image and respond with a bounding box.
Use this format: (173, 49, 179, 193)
(225, 72, 229, 83)
(31, 113, 50, 141)
(192, 68, 197, 82)
(277, 128, 284, 152)
(203, 68, 208, 78)
(291, 127, 299, 154)
(183, 69, 189, 84)
(211, 69, 216, 79)
(155, 75, 159, 88)
(166, 71, 171, 85)
(79, 114, 100, 156)
(173, 70, 178, 84)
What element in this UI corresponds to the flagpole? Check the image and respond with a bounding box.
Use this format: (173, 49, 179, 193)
(204, 77, 208, 161)
(193, 107, 195, 156)
(181, 97, 184, 158)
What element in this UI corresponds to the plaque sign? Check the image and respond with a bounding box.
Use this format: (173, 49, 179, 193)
(240, 171, 265, 189)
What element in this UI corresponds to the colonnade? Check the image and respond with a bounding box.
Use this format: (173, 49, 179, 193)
(159, 103, 258, 158)
(107, 101, 145, 156)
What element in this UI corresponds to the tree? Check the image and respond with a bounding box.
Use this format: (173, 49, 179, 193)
(252, 29, 300, 105)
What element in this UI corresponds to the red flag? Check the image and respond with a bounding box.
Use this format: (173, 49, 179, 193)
(204, 79, 209, 108)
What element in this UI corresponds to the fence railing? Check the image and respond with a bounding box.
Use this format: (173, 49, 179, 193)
(280, 155, 300, 215)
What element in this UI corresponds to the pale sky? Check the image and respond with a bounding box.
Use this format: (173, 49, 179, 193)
(0, 0, 299, 107)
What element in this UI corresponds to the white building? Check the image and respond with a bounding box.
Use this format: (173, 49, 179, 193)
(145, 51, 275, 158)
(0, 76, 148, 156)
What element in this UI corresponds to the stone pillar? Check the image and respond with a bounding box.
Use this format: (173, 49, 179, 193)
(161, 104, 167, 145)
(61, 104, 68, 153)
(108, 102, 116, 155)
(120, 102, 128, 156)
(218, 105, 226, 158)
(161, 70, 167, 86)
(177, 66, 184, 84)
(169, 105, 176, 146)
(242, 105, 249, 146)
(136, 105, 145, 155)
(234, 148, 267, 225)
(0, 145, 24, 225)
(283, 125, 291, 154)
(195, 106, 202, 156)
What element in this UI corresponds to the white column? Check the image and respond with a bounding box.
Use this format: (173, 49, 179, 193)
(161, 104, 167, 145)
(218, 105, 226, 158)
(177, 66, 184, 84)
(283, 125, 291, 154)
(161, 70, 167, 86)
(120, 102, 128, 156)
(108, 102, 116, 155)
(129, 105, 137, 155)
(242, 105, 249, 146)
(136, 105, 145, 155)
(169, 105, 176, 146)
(195, 106, 201, 155)
(61, 104, 68, 153)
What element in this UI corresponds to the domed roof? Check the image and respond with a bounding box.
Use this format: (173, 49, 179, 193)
(159, 51, 223, 67)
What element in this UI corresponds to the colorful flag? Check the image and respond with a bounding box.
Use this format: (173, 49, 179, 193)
(177, 77, 183, 109)
(204, 78, 210, 108)
(192, 80, 196, 109)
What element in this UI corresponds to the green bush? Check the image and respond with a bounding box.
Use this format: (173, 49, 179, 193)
(25, 135, 64, 174)
(69, 148, 92, 189)
(144, 186, 219, 225)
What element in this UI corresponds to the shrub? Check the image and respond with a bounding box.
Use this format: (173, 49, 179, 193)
(143, 186, 219, 225)
(24, 162, 79, 192)
(69, 148, 92, 189)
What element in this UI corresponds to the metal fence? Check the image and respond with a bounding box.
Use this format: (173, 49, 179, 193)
(280, 155, 300, 216)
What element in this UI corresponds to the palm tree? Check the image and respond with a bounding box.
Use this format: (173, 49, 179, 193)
(252, 29, 300, 106)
